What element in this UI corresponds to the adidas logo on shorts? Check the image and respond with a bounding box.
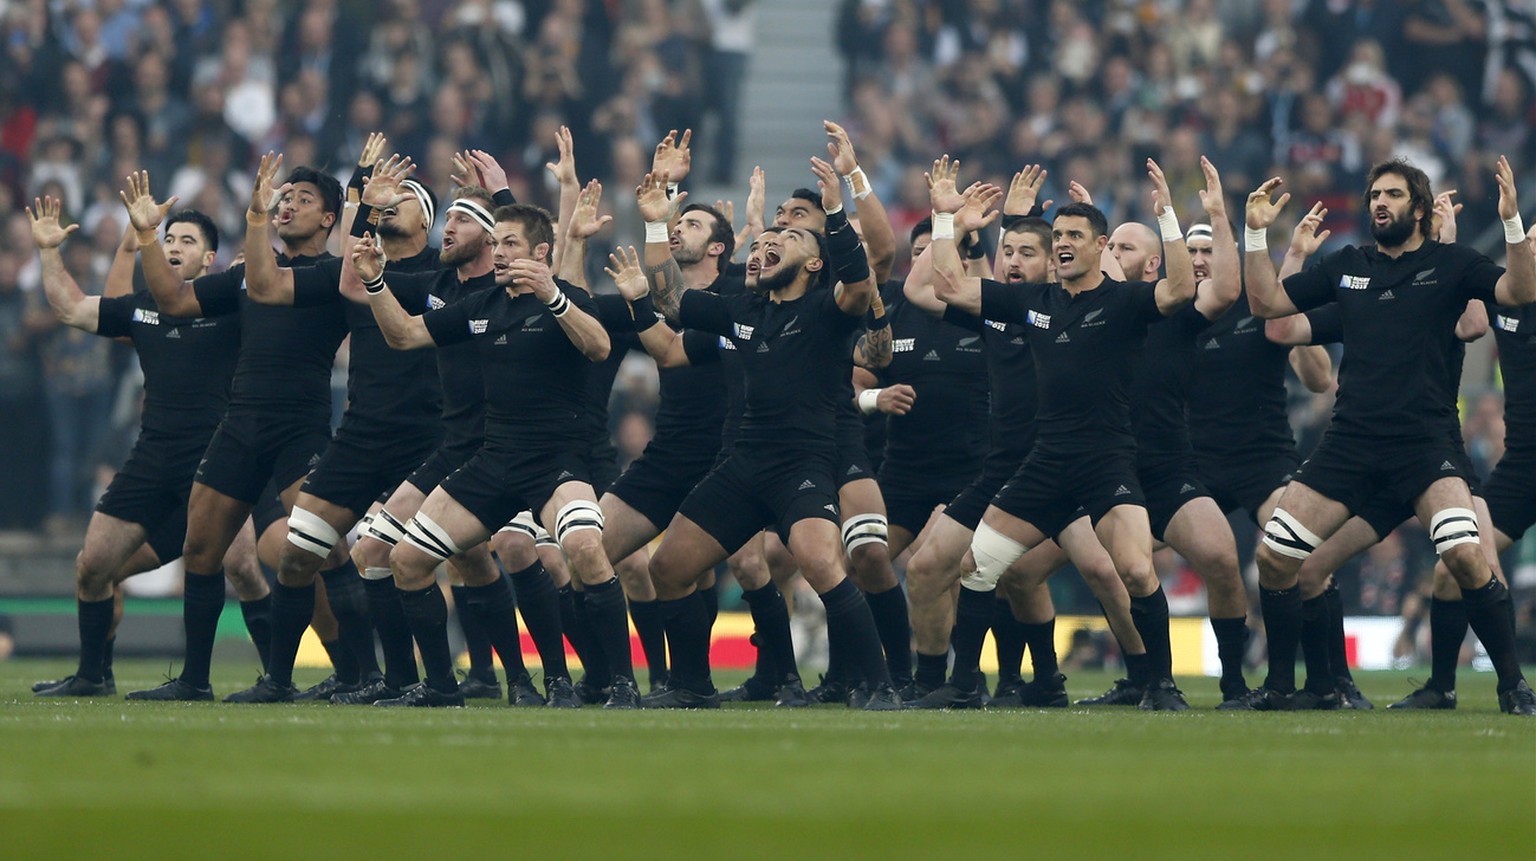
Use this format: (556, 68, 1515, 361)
(798, 480, 816, 491)
(823, 504, 837, 513)
(1179, 483, 1197, 493)
(1440, 460, 1455, 471)
(1114, 485, 1131, 496)
(846, 464, 860, 476)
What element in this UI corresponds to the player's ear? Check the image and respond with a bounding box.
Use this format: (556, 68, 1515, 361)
(202, 250, 215, 269)
(707, 241, 725, 259)
(322, 211, 337, 229)
(533, 241, 551, 263)
(1095, 234, 1108, 251)
(804, 254, 825, 273)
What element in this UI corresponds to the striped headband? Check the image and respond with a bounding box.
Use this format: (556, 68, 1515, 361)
(401, 179, 435, 229)
(1187, 223, 1214, 242)
(447, 198, 495, 234)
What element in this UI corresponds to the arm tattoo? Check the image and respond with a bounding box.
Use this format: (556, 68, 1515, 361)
(854, 293, 892, 368)
(644, 257, 687, 322)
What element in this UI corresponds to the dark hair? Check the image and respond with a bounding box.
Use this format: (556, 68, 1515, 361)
(1053, 202, 1109, 238)
(165, 209, 219, 253)
(790, 188, 825, 212)
(1364, 157, 1434, 240)
(681, 202, 735, 263)
(493, 203, 556, 263)
(762, 225, 831, 289)
(282, 166, 343, 230)
(909, 217, 933, 244)
(452, 185, 494, 208)
(1003, 216, 1051, 250)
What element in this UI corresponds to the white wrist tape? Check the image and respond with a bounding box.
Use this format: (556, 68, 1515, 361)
(931, 212, 955, 240)
(645, 220, 670, 243)
(857, 388, 882, 415)
(843, 167, 871, 200)
(1504, 214, 1526, 246)
(1157, 207, 1182, 243)
(666, 182, 680, 200)
(824, 203, 844, 217)
(1245, 225, 1268, 252)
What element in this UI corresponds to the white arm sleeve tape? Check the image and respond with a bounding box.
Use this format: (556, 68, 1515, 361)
(555, 499, 605, 544)
(962, 521, 1027, 591)
(402, 512, 464, 562)
(1261, 507, 1322, 561)
(1429, 507, 1479, 555)
(286, 506, 342, 559)
(365, 509, 408, 547)
(841, 513, 888, 553)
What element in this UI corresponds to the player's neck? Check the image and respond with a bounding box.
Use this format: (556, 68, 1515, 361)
(680, 259, 719, 291)
(281, 232, 329, 259)
(380, 234, 427, 262)
(768, 278, 809, 304)
(1060, 267, 1105, 296)
(456, 254, 494, 282)
(1375, 231, 1426, 259)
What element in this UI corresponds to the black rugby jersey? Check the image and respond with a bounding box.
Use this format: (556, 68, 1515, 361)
(96, 290, 239, 442)
(1129, 303, 1212, 456)
(1488, 300, 1536, 457)
(941, 302, 1036, 460)
(1188, 293, 1295, 459)
(879, 282, 988, 477)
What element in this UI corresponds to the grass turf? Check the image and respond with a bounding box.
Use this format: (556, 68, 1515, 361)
(1, 659, 1532, 860)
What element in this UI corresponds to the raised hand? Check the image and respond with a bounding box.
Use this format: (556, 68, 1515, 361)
(1495, 154, 1521, 223)
(651, 129, 692, 184)
(567, 179, 613, 239)
(544, 125, 577, 189)
(604, 246, 648, 301)
(810, 156, 843, 214)
(714, 199, 736, 224)
(744, 165, 766, 227)
(468, 150, 509, 192)
(1288, 202, 1331, 257)
(451, 150, 482, 189)
(956, 182, 1003, 236)
(1196, 155, 1226, 221)
(1005, 164, 1051, 216)
(1245, 177, 1290, 230)
(927, 155, 964, 214)
(358, 132, 387, 170)
(1067, 180, 1093, 205)
(362, 153, 415, 209)
(27, 196, 79, 249)
(506, 258, 558, 302)
(1432, 189, 1462, 243)
(1147, 158, 1172, 216)
(249, 150, 287, 220)
(118, 171, 177, 234)
(351, 232, 386, 282)
(825, 120, 859, 176)
(636, 171, 674, 224)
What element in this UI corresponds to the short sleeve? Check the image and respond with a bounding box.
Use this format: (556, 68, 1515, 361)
(941, 305, 984, 332)
(978, 279, 1030, 324)
(1126, 281, 1162, 322)
(290, 258, 345, 308)
(681, 328, 722, 365)
(1456, 247, 1504, 302)
(679, 289, 733, 336)
(594, 293, 634, 332)
(422, 302, 473, 346)
(385, 271, 435, 314)
(1304, 305, 1344, 345)
(94, 296, 135, 338)
(1282, 258, 1338, 313)
(191, 265, 245, 317)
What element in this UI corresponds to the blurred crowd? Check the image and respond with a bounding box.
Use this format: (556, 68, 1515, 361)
(1, 1, 1533, 631)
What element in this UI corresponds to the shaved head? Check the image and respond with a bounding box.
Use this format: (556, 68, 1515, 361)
(1108, 222, 1162, 281)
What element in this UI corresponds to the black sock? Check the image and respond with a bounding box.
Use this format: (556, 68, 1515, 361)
(180, 570, 227, 689)
(915, 652, 948, 690)
(560, 586, 609, 687)
(583, 578, 635, 681)
(75, 597, 114, 682)
(268, 581, 316, 688)
(1210, 616, 1249, 697)
(741, 582, 797, 684)
(1124, 652, 1152, 689)
(659, 590, 714, 693)
(1428, 597, 1467, 693)
(1299, 594, 1334, 694)
(1461, 578, 1525, 692)
(1259, 586, 1301, 693)
(363, 576, 419, 688)
(1021, 618, 1059, 680)
(103, 635, 115, 679)
(948, 586, 994, 690)
(1129, 587, 1173, 681)
(821, 579, 891, 687)
(239, 596, 273, 673)
(990, 598, 1027, 683)
(508, 562, 570, 679)
(629, 599, 669, 687)
(320, 562, 379, 684)
(320, 638, 353, 682)
(1323, 583, 1352, 682)
(701, 579, 720, 629)
(865, 585, 913, 683)
(398, 582, 457, 692)
(451, 584, 496, 678)
(461, 577, 530, 680)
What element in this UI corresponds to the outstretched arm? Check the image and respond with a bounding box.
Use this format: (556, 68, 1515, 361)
(607, 245, 691, 367)
(558, 179, 613, 292)
(1193, 156, 1240, 320)
(119, 171, 200, 317)
(826, 120, 895, 283)
(1492, 155, 1535, 307)
(852, 287, 891, 369)
(243, 151, 298, 306)
(104, 219, 138, 299)
(814, 156, 875, 317)
(1148, 159, 1195, 315)
(545, 126, 581, 273)
(355, 234, 435, 350)
(926, 156, 985, 316)
(28, 197, 100, 332)
(637, 171, 688, 323)
(1242, 177, 1302, 318)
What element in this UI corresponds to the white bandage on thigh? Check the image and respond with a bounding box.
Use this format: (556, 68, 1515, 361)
(499, 510, 558, 547)
(364, 509, 408, 547)
(286, 506, 342, 559)
(1262, 507, 1322, 560)
(962, 521, 1027, 591)
(362, 566, 393, 581)
(1429, 507, 1479, 555)
(402, 512, 463, 562)
(356, 512, 375, 537)
(841, 513, 888, 553)
(555, 499, 605, 545)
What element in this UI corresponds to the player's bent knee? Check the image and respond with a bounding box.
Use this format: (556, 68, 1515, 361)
(1429, 507, 1479, 557)
(285, 506, 341, 559)
(964, 522, 1026, 591)
(555, 500, 604, 547)
(1261, 507, 1320, 562)
(401, 512, 463, 564)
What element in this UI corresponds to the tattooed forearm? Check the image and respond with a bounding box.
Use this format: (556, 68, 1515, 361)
(855, 293, 892, 369)
(644, 256, 687, 322)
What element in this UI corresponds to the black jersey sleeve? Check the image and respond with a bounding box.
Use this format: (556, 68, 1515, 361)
(1453, 246, 1504, 301)
(191, 265, 246, 317)
(977, 279, 1030, 324)
(290, 258, 345, 307)
(1281, 257, 1338, 312)
(681, 328, 722, 365)
(1129, 280, 1163, 322)
(594, 293, 635, 332)
(383, 271, 437, 315)
(1304, 304, 1344, 345)
(94, 295, 135, 338)
(940, 305, 985, 333)
(678, 289, 733, 336)
(422, 301, 474, 346)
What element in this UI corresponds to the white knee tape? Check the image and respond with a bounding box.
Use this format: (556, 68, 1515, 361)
(499, 510, 558, 546)
(402, 512, 463, 562)
(1261, 507, 1321, 561)
(1429, 507, 1479, 555)
(365, 509, 408, 547)
(841, 513, 888, 553)
(362, 566, 393, 581)
(964, 522, 1027, 591)
(286, 506, 341, 559)
(555, 499, 604, 545)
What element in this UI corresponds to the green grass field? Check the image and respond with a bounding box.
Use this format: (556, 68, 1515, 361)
(2, 659, 1531, 860)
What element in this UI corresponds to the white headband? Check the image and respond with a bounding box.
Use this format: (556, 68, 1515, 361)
(401, 179, 434, 229)
(447, 198, 495, 234)
(1187, 223, 1214, 242)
